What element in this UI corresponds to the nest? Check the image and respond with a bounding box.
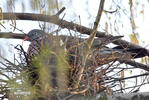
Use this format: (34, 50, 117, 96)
(0, 34, 145, 100)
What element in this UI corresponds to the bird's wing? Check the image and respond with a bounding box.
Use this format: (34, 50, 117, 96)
(90, 47, 132, 66)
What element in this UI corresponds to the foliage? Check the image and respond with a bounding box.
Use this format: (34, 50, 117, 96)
(0, 0, 149, 100)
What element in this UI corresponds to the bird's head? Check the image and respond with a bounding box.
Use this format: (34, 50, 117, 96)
(24, 29, 43, 41)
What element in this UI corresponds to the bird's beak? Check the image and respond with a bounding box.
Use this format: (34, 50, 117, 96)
(24, 36, 29, 41)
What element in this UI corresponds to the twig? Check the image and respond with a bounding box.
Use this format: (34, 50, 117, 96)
(0, 32, 25, 39)
(75, 0, 105, 88)
(104, 9, 118, 14)
(55, 7, 65, 16)
(10, 24, 26, 34)
(113, 82, 149, 93)
(119, 60, 149, 71)
(99, 72, 149, 85)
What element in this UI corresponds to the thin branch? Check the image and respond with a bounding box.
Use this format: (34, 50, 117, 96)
(55, 7, 66, 16)
(87, 0, 105, 48)
(0, 55, 20, 71)
(114, 82, 149, 93)
(101, 73, 149, 85)
(104, 9, 118, 14)
(0, 32, 25, 39)
(119, 60, 149, 71)
(76, 0, 105, 88)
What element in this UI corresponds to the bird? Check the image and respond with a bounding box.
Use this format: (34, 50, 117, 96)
(92, 46, 148, 65)
(24, 29, 69, 99)
(113, 45, 148, 58)
(24, 29, 44, 61)
(24, 29, 148, 96)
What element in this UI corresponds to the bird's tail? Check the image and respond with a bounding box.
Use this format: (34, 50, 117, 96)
(113, 46, 148, 58)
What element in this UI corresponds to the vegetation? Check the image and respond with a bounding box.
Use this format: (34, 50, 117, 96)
(0, 0, 149, 100)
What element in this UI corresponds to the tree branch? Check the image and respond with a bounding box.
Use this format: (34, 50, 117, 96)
(1, 12, 149, 71)
(0, 32, 25, 39)
(76, 0, 105, 88)
(119, 60, 149, 71)
(2, 13, 149, 55)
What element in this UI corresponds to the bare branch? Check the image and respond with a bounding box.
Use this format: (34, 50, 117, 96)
(1, 12, 149, 56)
(119, 60, 149, 71)
(76, 0, 105, 88)
(55, 7, 66, 16)
(0, 32, 25, 39)
(87, 0, 105, 48)
(100, 72, 149, 85)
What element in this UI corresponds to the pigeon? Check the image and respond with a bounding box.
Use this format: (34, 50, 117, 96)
(24, 29, 44, 61)
(24, 29, 147, 93)
(25, 29, 147, 60)
(24, 29, 148, 71)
